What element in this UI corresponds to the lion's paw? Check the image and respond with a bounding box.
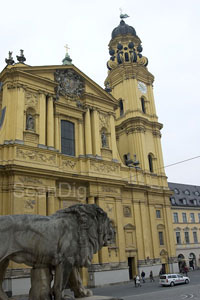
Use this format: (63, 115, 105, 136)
(74, 288, 93, 298)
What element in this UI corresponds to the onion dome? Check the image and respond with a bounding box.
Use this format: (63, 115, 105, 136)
(111, 20, 136, 39)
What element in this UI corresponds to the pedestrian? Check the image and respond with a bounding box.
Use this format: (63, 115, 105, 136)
(141, 270, 145, 283)
(149, 270, 154, 282)
(184, 265, 188, 276)
(136, 275, 141, 287)
(133, 275, 136, 287)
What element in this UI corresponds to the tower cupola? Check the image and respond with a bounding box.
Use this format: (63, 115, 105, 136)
(107, 19, 148, 71)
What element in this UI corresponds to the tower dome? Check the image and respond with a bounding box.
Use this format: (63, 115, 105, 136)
(111, 20, 136, 39)
(107, 19, 148, 71)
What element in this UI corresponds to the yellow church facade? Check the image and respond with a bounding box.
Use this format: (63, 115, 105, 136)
(0, 19, 178, 292)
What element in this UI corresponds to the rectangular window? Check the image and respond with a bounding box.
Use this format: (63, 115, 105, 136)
(193, 231, 198, 243)
(156, 210, 161, 218)
(61, 120, 75, 156)
(198, 213, 200, 223)
(184, 232, 190, 244)
(190, 213, 195, 223)
(173, 212, 179, 223)
(182, 213, 187, 223)
(176, 232, 181, 244)
(159, 231, 164, 245)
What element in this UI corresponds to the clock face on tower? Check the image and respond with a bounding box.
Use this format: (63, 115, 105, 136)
(138, 81, 147, 94)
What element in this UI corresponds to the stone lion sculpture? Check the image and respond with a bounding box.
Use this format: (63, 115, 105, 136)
(0, 203, 114, 300)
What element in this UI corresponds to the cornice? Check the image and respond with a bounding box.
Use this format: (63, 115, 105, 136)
(115, 115, 163, 134)
(105, 63, 154, 88)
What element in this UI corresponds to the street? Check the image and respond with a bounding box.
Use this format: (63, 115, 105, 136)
(91, 270, 200, 300)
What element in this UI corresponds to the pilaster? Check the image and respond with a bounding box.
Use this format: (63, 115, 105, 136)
(109, 114, 119, 161)
(91, 110, 101, 157)
(15, 86, 25, 141)
(84, 108, 92, 156)
(78, 120, 84, 156)
(54, 114, 60, 151)
(39, 93, 46, 146)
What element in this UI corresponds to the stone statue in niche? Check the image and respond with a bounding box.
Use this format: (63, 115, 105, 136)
(101, 131, 107, 148)
(26, 114, 35, 131)
(0, 203, 114, 300)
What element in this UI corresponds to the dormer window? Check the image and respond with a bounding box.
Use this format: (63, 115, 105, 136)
(171, 197, 176, 205)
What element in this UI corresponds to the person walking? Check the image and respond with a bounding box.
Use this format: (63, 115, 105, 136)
(136, 275, 141, 287)
(149, 270, 154, 282)
(133, 275, 136, 287)
(141, 270, 145, 283)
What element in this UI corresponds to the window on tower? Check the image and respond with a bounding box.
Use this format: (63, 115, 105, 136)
(119, 99, 124, 116)
(141, 97, 146, 114)
(148, 154, 153, 173)
(61, 120, 75, 156)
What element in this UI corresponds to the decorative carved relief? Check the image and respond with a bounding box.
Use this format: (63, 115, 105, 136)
(24, 199, 36, 213)
(101, 186, 119, 194)
(25, 92, 38, 108)
(54, 69, 84, 99)
(62, 159, 77, 169)
(16, 148, 56, 165)
(18, 176, 43, 185)
(123, 206, 132, 217)
(99, 113, 110, 131)
(90, 161, 118, 174)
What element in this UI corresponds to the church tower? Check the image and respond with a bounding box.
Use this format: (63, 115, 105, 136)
(105, 18, 165, 179)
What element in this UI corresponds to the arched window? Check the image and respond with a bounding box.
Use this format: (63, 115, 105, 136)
(148, 153, 153, 173)
(141, 97, 146, 113)
(61, 120, 75, 156)
(119, 99, 124, 116)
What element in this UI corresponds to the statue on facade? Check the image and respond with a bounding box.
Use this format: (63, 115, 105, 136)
(101, 131, 107, 148)
(0, 204, 114, 300)
(26, 114, 35, 131)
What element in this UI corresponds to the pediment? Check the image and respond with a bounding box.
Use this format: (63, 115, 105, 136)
(124, 223, 136, 230)
(157, 224, 165, 229)
(14, 64, 118, 107)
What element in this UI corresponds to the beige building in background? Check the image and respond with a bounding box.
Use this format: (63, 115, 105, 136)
(0, 18, 178, 294)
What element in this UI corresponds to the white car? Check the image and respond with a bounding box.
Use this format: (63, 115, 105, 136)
(159, 274, 190, 286)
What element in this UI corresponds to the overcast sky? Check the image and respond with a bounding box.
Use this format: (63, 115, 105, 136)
(1, 0, 200, 186)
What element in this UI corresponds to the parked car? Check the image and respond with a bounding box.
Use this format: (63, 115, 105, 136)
(159, 274, 190, 287)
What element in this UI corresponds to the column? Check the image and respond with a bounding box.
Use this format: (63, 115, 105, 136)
(91, 110, 101, 157)
(84, 108, 92, 156)
(78, 120, 84, 156)
(39, 93, 46, 146)
(54, 114, 60, 151)
(109, 114, 119, 161)
(47, 96, 54, 148)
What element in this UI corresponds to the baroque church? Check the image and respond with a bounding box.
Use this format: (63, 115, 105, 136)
(0, 17, 179, 293)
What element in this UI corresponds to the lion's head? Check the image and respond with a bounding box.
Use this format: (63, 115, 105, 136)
(54, 204, 115, 266)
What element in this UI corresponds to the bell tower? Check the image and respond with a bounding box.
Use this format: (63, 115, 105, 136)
(105, 17, 165, 177)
